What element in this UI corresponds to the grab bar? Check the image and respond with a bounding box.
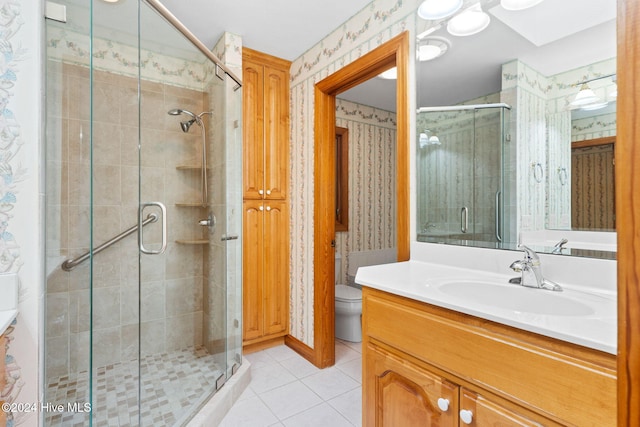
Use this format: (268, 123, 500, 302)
(61, 213, 158, 272)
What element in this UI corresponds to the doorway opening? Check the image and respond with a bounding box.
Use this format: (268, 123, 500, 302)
(304, 32, 410, 367)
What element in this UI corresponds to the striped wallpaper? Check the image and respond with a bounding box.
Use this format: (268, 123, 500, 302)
(334, 98, 397, 284)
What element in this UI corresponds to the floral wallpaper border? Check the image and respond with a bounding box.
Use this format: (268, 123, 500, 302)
(0, 0, 25, 424)
(47, 26, 216, 91)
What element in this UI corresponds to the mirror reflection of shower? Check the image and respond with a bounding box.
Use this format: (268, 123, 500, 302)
(168, 108, 213, 206)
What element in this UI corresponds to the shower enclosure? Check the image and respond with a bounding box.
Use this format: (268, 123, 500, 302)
(416, 103, 511, 246)
(44, 1, 242, 425)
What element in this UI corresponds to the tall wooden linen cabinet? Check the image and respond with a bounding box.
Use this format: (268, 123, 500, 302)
(242, 48, 291, 350)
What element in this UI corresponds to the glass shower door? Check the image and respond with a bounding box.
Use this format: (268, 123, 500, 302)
(418, 109, 476, 240)
(45, 1, 241, 425)
(417, 106, 506, 244)
(137, 3, 230, 425)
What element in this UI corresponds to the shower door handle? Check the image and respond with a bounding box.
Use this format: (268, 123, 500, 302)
(460, 207, 468, 234)
(139, 202, 167, 255)
(495, 191, 502, 242)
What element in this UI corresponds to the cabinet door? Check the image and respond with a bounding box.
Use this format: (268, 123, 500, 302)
(263, 200, 289, 335)
(263, 66, 289, 200)
(364, 343, 457, 427)
(242, 59, 265, 199)
(460, 389, 545, 427)
(243, 200, 265, 341)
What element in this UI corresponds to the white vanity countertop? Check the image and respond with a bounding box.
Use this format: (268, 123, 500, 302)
(356, 260, 617, 355)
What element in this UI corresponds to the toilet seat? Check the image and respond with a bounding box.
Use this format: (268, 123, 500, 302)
(335, 284, 362, 302)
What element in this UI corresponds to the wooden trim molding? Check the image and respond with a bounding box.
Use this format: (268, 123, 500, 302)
(311, 32, 410, 368)
(335, 126, 349, 232)
(617, 0, 640, 424)
(571, 136, 616, 149)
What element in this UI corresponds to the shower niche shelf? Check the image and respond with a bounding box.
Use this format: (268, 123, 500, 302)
(175, 203, 209, 207)
(175, 239, 209, 245)
(176, 165, 210, 171)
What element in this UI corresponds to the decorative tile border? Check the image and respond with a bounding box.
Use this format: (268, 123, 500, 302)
(47, 27, 214, 91)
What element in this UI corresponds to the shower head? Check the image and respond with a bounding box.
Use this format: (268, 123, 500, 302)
(168, 109, 213, 133)
(168, 108, 200, 133)
(180, 119, 196, 133)
(168, 108, 197, 119)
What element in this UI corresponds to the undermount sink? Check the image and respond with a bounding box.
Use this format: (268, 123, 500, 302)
(436, 280, 595, 316)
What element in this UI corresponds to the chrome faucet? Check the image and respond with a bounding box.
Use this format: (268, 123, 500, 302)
(551, 238, 569, 254)
(509, 245, 562, 292)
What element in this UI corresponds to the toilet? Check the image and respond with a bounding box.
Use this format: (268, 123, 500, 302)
(335, 253, 363, 342)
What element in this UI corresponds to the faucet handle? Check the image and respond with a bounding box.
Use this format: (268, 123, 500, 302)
(518, 245, 540, 263)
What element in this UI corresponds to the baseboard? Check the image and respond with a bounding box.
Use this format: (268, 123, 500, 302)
(243, 335, 285, 354)
(284, 335, 316, 364)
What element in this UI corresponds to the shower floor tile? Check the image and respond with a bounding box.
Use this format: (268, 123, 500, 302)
(45, 346, 222, 427)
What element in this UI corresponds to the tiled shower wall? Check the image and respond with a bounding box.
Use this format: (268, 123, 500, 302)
(334, 98, 397, 284)
(45, 62, 210, 377)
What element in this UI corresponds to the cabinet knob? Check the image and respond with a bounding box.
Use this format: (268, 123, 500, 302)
(437, 398, 449, 412)
(259, 206, 264, 211)
(460, 409, 473, 425)
(266, 190, 271, 195)
(258, 189, 264, 195)
(266, 206, 271, 211)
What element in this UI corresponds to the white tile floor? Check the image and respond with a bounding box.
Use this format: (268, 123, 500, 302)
(220, 340, 363, 427)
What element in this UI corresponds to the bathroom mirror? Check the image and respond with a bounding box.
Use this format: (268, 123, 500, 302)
(414, 0, 616, 258)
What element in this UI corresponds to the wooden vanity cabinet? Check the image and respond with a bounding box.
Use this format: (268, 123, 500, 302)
(366, 342, 544, 426)
(362, 287, 617, 427)
(366, 343, 458, 426)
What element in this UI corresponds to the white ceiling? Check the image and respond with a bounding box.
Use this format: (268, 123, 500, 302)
(158, 0, 373, 61)
(340, 0, 616, 112)
(64, 0, 616, 113)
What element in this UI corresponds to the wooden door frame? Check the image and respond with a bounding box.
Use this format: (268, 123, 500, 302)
(301, 32, 410, 368)
(617, 0, 640, 424)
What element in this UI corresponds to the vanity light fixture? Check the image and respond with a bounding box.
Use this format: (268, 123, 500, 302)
(447, 3, 491, 37)
(579, 101, 609, 111)
(570, 83, 600, 107)
(418, 36, 451, 61)
(378, 67, 397, 80)
(101, 0, 121, 3)
(500, 0, 544, 11)
(419, 130, 441, 148)
(418, 0, 463, 20)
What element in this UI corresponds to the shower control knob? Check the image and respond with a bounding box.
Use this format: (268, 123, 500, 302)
(198, 213, 216, 228)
